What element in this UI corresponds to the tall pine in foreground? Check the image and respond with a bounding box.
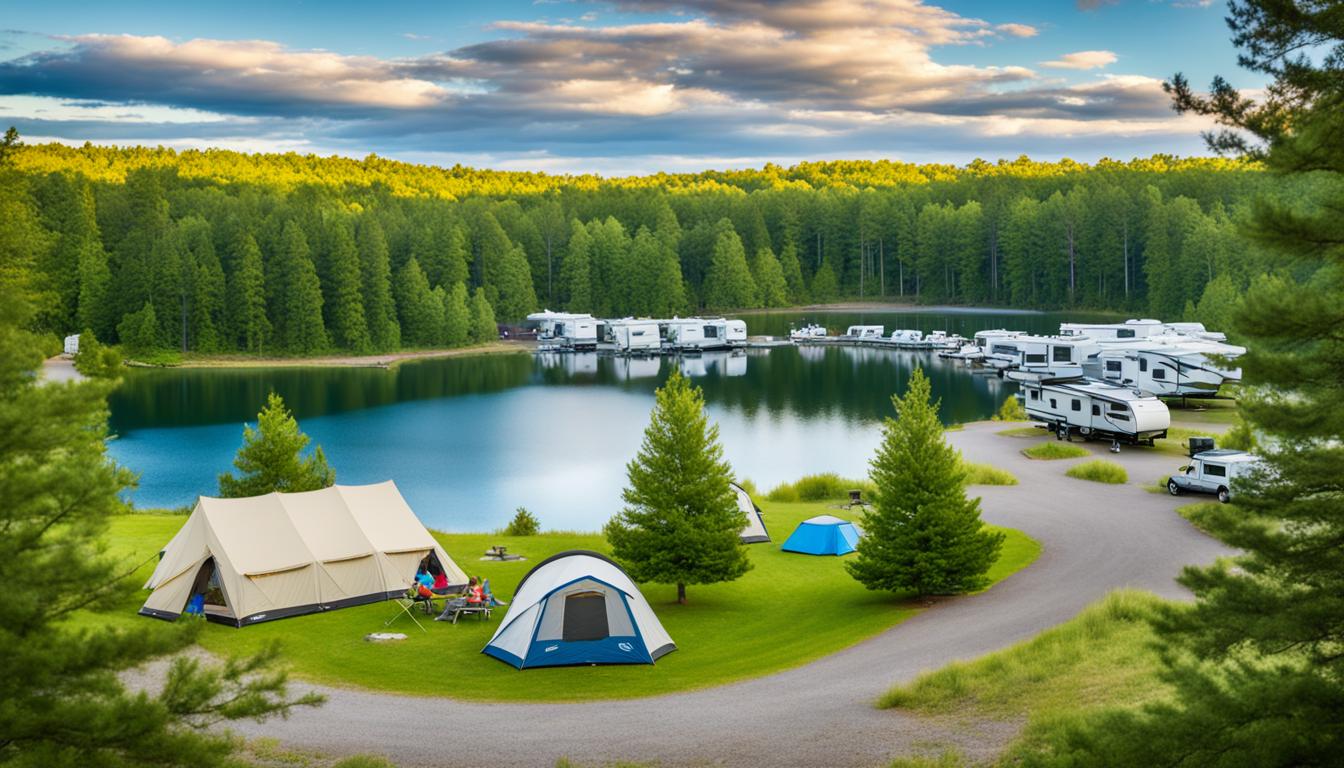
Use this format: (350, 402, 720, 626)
(847, 368, 1002, 596)
(0, 168, 322, 765)
(218, 391, 335, 497)
(1041, 3, 1344, 765)
(604, 370, 751, 604)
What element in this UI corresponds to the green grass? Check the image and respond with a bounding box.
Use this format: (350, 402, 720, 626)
(765, 473, 874, 502)
(878, 590, 1168, 717)
(1065, 460, 1129, 484)
(1145, 475, 1172, 494)
(996, 426, 1042, 438)
(1153, 426, 1218, 457)
(962, 462, 1018, 486)
(100, 503, 1039, 702)
(1022, 442, 1090, 460)
(1177, 501, 1226, 536)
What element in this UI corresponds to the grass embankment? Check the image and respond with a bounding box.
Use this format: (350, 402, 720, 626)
(1065, 460, 1129, 484)
(102, 501, 1039, 702)
(996, 426, 1042, 438)
(880, 590, 1170, 763)
(962, 462, 1018, 486)
(1022, 442, 1090, 460)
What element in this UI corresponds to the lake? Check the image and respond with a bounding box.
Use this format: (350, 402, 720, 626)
(107, 308, 1111, 531)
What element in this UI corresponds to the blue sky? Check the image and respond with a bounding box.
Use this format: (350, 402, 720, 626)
(0, 0, 1254, 175)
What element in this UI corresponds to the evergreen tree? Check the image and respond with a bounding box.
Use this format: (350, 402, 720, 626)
(0, 216, 321, 765)
(75, 229, 113, 339)
(493, 243, 539, 320)
(271, 221, 328, 354)
(810, 261, 839, 303)
(443, 281, 471, 347)
(394, 256, 443, 346)
(71, 328, 123, 379)
(604, 370, 751, 604)
(846, 368, 1003, 595)
(703, 224, 759, 309)
(777, 239, 807, 304)
(181, 217, 224, 353)
(751, 246, 789, 307)
(358, 218, 400, 351)
(559, 220, 593, 312)
(117, 301, 160, 354)
(226, 232, 270, 353)
(468, 286, 497, 343)
(323, 221, 371, 353)
(1190, 273, 1242, 337)
(218, 391, 336, 497)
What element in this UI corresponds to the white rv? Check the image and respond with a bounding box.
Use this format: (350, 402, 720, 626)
(994, 335, 1098, 380)
(606, 318, 662, 354)
(721, 319, 748, 346)
(664, 317, 745, 350)
(1019, 377, 1171, 448)
(790, 323, 828, 341)
(1059, 318, 1168, 341)
(1097, 340, 1243, 397)
(888, 329, 924, 346)
(844, 325, 885, 340)
(924, 331, 965, 351)
(1167, 448, 1261, 503)
(526, 310, 598, 350)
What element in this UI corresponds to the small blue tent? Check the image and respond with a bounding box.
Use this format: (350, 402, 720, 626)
(781, 515, 861, 556)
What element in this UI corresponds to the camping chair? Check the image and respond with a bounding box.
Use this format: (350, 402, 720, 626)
(384, 588, 430, 633)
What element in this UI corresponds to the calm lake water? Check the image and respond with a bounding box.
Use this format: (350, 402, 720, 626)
(107, 309, 1110, 531)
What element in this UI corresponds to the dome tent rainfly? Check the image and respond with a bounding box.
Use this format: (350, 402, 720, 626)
(731, 481, 770, 544)
(482, 550, 676, 669)
(140, 481, 467, 627)
(781, 515, 861, 556)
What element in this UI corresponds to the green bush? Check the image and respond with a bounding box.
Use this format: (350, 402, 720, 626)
(765, 473, 874, 502)
(503, 507, 540, 536)
(1022, 442, 1090, 460)
(38, 332, 64, 358)
(735, 477, 759, 497)
(1065, 460, 1129, 484)
(1219, 413, 1259, 451)
(72, 330, 124, 378)
(962, 461, 1018, 486)
(992, 395, 1028, 422)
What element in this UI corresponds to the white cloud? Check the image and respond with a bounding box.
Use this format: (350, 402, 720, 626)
(1040, 50, 1118, 70)
(995, 23, 1039, 38)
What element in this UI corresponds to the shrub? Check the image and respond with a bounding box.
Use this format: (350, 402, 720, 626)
(1023, 442, 1090, 460)
(735, 477, 759, 497)
(992, 395, 1028, 422)
(72, 330, 123, 378)
(766, 473, 874, 502)
(1219, 413, 1259, 451)
(1066, 460, 1129, 484)
(503, 507, 540, 536)
(962, 461, 1018, 486)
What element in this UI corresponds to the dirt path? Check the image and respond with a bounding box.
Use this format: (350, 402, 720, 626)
(222, 422, 1227, 767)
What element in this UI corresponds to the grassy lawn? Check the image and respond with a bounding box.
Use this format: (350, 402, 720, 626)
(1022, 442, 1090, 460)
(996, 426, 1043, 438)
(100, 501, 1039, 702)
(1065, 460, 1128, 484)
(1152, 426, 1218, 457)
(963, 462, 1018, 486)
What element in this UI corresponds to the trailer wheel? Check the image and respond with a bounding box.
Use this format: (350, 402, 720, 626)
(1110, 439, 1121, 453)
(1057, 425, 1070, 441)
(1217, 486, 1230, 504)
(1167, 479, 1180, 496)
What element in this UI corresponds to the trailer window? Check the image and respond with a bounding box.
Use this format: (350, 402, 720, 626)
(1092, 405, 1100, 416)
(1071, 399, 1081, 412)
(1118, 329, 1135, 338)
(1029, 390, 1039, 400)
(1049, 398, 1057, 408)
(1109, 402, 1127, 411)
(1026, 353, 1046, 364)
(1152, 369, 1166, 380)
(1139, 358, 1148, 372)
(1052, 346, 1072, 363)
(1105, 360, 1122, 372)
(1205, 464, 1227, 478)
(703, 325, 718, 338)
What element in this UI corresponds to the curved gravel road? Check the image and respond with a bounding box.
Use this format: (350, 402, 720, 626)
(235, 422, 1230, 767)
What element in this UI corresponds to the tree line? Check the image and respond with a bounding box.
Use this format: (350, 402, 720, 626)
(6, 139, 1302, 357)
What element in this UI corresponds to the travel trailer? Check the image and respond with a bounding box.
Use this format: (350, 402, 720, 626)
(1097, 340, 1244, 397)
(1163, 322, 1227, 342)
(844, 325, 885, 340)
(790, 324, 828, 341)
(721, 318, 748, 346)
(527, 310, 599, 350)
(993, 335, 1098, 380)
(1058, 318, 1169, 341)
(606, 318, 662, 354)
(924, 331, 966, 351)
(1168, 448, 1262, 503)
(664, 317, 745, 350)
(1019, 377, 1171, 449)
(888, 329, 923, 346)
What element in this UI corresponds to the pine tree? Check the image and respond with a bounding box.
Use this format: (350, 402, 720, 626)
(443, 281, 470, 347)
(117, 301, 160, 354)
(777, 239, 807, 304)
(468, 286, 497, 343)
(76, 232, 113, 339)
(810, 261, 839, 303)
(394, 256, 443, 346)
(703, 224, 759, 309)
(604, 370, 751, 604)
(218, 391, 336, 497)
(0, 212, 322, 765)
(846, 368, 1003, 595)
(493, 243, 538, 320)
(227, 232, 270, 353)
(751, 246, 789, 307)
(358, 218, 400, 351)
(182, 217, 224, 353)
(559, 220, 593, 312)
(323, 221, 371, 353)
(271, 221, 328, 354)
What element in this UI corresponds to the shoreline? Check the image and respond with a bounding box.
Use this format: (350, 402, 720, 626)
(140, 340, 533, 370)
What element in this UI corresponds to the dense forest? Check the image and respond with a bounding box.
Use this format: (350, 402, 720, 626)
(2, 137, 1300, 356)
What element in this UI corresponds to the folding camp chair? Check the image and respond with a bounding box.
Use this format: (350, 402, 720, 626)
(384, 591, 429, 632)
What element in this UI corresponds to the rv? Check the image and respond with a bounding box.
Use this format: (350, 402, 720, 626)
(1019, 377, 1170, 449)
(994, 335, 1099, 380)
(924, 331, 966, 351)
(844, 325, 885, 340)
(1097, 340, 1243, 397)
(721, 319, 748, 346)
(1168, 448, 1262, 503)
(526, 310, 598, 350)
(664, 317, 744, 351)
(1163, 322, 1227, 342)
(606, 318, 662, 354)
(790, 323, 828, 341)
(1059, 318, 1231, 345)
(888, 329, 924, 346)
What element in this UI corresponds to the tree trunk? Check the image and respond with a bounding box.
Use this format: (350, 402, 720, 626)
(1123, 221, 1130, 299)
(879, 238, 885, 297)
(677, 582, 686, 605)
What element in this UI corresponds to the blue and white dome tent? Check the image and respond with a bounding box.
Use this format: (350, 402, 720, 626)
(780, 515, 861, 556)
(482, 550, 677, 669)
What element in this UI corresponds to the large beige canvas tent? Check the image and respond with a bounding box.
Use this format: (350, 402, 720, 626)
(140, 481, 467, 627)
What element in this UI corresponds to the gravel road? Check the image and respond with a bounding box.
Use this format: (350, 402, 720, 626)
(230, 422, 1229, 767)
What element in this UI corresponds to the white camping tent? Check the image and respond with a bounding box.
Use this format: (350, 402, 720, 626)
(731, 482, 769, 543)
(140, 481, 466, 627)
(482, 551, 675, 669)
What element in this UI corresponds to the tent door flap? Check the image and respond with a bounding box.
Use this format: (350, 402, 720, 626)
(562, 591, 610, 642)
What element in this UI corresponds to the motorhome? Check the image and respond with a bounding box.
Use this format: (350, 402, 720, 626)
(1097, 340, 1244, 397)
(1168, 448, 1262, 503)
(993, 335, 1098, 380)
(1058, 318, 1168, 341)
(888, 329, 924, 346)
(844, 325, 885, 340)
(721, 318, 748, 346)
(924, 331, 966, 351)
(664, 317, 744, 350)
(526, 310, 598, 350)
(606, 318, 662, 354)
(1019, 377, 1170, 448)
(790, 323, 828, 341)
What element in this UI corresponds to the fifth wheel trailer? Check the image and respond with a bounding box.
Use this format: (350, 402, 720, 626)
(1019, 376, 1170, 449)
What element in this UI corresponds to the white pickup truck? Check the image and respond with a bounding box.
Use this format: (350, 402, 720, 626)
(1167, 449, 1261, 503)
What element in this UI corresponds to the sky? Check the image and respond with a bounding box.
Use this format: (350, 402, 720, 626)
(0, 0, 1255, 175)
